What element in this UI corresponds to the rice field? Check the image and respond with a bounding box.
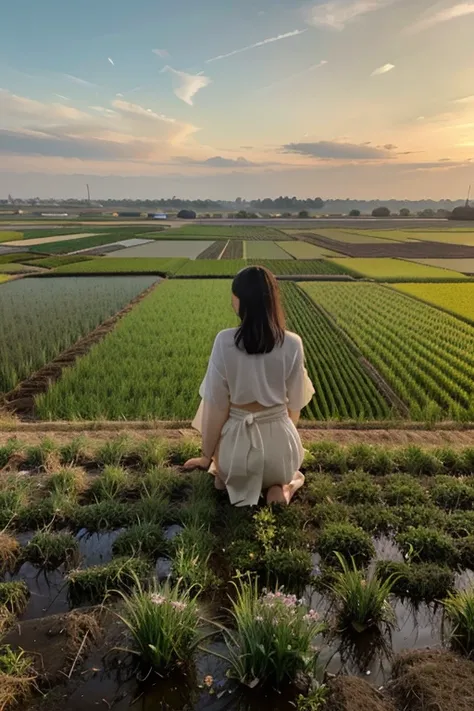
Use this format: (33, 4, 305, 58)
(0, 276, 158, 394)
(276, 241, 341, 258)
(173, 259, 351, 277)
(329, 258, 467, 281)
(243, 241, 292, 259)
(165, 225, 287, 239)
(54, 258, 187, 274)
(104, 240, 214, 260)
(404, 259, 474, 274)
(29, 234, 126, 255)
(356, 231, 474, 246)
(306, 230, 401, 244)
(392, 283, 474, 324)
(301, 282, 474, 420)
(0, 275, 11, 283)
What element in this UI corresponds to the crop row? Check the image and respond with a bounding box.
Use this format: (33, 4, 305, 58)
(330, 257, 467, 281)
(302, 282, 474, 421)
(54, 257, 188, 274)
(0, 276, 158, 394)
(392, 283, 474, 324)
(173, 259, 351, 276)
(165, 225, 288, 239)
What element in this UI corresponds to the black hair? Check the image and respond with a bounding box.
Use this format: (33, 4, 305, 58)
(232, 266, 285, 354)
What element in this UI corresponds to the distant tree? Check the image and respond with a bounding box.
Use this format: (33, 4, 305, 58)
(449, 205, 474, 221)
(418, 208, 435, 218)
(282, 212, 292, 218)
(298, 210, 309, 218)
(235, 197, 243, 205)
(436, 209, 450, 218)
(349, 209, 361, 216)
(177, 209, 196, 219)
(372, 206, 391, 217)
(235, 210, 249, 219)
(399, 208, 410, 216)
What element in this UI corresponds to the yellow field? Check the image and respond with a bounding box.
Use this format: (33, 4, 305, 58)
(276, 241, 341, 258)
(393, 283, 474, 322)
(330, 257, 467, 280)
(0, 275, 12, 284)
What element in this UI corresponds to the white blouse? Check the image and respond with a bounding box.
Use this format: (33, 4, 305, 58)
(199, 328, 315, 411)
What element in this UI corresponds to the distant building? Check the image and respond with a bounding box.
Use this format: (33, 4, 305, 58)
(118, 211, 143, 218)
(148, 213, 168, 220)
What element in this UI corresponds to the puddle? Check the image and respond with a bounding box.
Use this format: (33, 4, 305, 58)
(156, 557, 172, 580)
(7, 562, 69, 620)
(76, 528, 124, 567)
(165, 524, 184, 541)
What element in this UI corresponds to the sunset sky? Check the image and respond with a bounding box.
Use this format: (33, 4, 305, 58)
(1, 0, 474, 199)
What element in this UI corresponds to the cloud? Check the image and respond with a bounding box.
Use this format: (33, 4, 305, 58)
(176, 155, 257, 168)
(62, 73, 98, 88)
(453, 95, 474, 104)
(371, 63, 395, 76)
(205, 29, 307, 63)
(111, 99, 199, 143)
(282, 140, 392, 160)
(0, 128, 141, 161)
(306, 0, 394, 30)
(108, 57, 115, 66)
(54, 94, 70, 101)
(161, 66, 211, 105)
(410, 2, 474, 32)
(152, 49, 169, 58)
(116, 93, 124, 97)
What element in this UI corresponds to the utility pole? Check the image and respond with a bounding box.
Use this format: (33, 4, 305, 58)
(466, 185, 471, 208)
(86, 184, 91, 204)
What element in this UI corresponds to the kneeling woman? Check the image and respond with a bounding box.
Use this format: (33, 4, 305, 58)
(184, 266, 314, 506)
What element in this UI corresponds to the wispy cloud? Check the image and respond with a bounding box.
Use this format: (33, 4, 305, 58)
(162, 66, 211, 105)
(108, 57, 115, 66)
(453, 95, 474, 104)
(371, 63, 395, 76)
(306, 0, 394, 30)
(205, 29, 307, 63)
(54, 94, 70, 101)
(112, 99, 176, 124)
(409, 2, 474, 32)
(260, 60, 328, 91)
(152, 49, 169, 58)
(175, 155, 257, 168)
(282, 140, 392, 160)
(62, 73, 98, 88)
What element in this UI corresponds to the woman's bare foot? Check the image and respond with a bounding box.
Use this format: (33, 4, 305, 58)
(282, 471, 305, 504)
(266, 485, 287, 505)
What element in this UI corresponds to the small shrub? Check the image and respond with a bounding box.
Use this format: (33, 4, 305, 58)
(59, 436, 88, 466)
(444, 511, 474, 538)
(395, 446, 442, 477)
(73, 501, 133, 531)
(117, 579, 199, 672)
(443, 588, 474, 656)
(295, 683, 329, 711)
(0, 582, 29, 615)
(227, 539, 261, 575)
(132, 496, 173, 525)
(433, 447, 465, 475)
(0, 439, 21, 469)
(263, 548, 313, 591)
(349, 504, 396, 535)
(24, 438, 57, 470)
(392, 504, 446, 534)
(376, 561, 454, 603)
(329, 553, 398, 633)
(397, 527, 458, 567)
(346, 444, 385, 473)
(24, 531, 79, 569)
(220, 578, 325, 688)
(383, 474, 428, 507)
(304, 473, 335, 504)
(47, 467, 86, 498)
(67, 557, 150, 604)
(310, 501, 351, 527)
(317, 523, 374, 566)
(0, 534, 20, 574)
(456, 536, 474, 570)
(141, 467, 186, 499)
(0, 645, 37, 710)
(17, 494, 76, 530)
(307, 442, 347, 474)
(367, 447, 395, 476)
(90, 465, 129, 502)
(337, 471, 380, 505)
(112, 523, 167, 559)
(461, 447, 474, 476)
(95, 435, 131, 467)
(431, 476, 474, 510)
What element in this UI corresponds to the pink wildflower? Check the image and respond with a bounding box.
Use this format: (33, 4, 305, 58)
(150, 593, 166, 605)
(170, 600, 187, 612)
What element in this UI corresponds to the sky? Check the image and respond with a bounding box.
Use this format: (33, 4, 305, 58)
(1, 0, 474, 200)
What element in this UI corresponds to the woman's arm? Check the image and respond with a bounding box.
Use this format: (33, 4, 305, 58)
(288, 408, 301, 426)
(184, 401, 229, 470)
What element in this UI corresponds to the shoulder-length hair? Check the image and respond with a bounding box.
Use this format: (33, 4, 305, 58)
(232, 266, 285, 354)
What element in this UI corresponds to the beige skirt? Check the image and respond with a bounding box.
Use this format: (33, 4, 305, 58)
(204, 404, 304, 507)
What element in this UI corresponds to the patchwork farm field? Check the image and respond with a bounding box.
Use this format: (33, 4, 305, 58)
(54, 258, 187, 274)
(277, 241, 342, 258)
(404, 258, 474, 274)
(305, 229, 401, 244)
(0, 276, 158, 394)
(104, 240, 214, 259)
(164, 225, 288, 239)
(393, 282, 474, 323)
(330, 257, 467, 281)
(243, 241, 292, 259)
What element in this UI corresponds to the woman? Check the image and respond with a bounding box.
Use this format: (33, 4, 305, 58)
(184, 266, 315, 507)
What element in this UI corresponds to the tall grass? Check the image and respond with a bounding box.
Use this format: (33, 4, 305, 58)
(443, 589, 474, 656)
(117, 579, 200, 672)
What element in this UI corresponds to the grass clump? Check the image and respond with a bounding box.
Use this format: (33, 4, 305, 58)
(0, 478, 31, 529)
(304, 473, 335, 504)
(392, 504, 446, 533)
(171, 525, 219, 591)
(431, 476, 474, 510)
(67, 557, 150, 604)
(349, 504, 396, 535)
(455, 536, 474, 570)
(47, 467, 86, 498)
(307, 442, 347, 474)
(0, 645, 38, 710)
(136, 438, 169, 469)
(310, 501, 351, 527)
(0, 534, 20, 574)
(397, 526, 458, 567)
(220, 578, 325, 688)
(73, 501, 133, 532)
(90, 465, 129, 502)
(383, 474, 428, 506)
(395, 445, 442, 477)
(444, 511, 474, 538)
(317, 522, 375, 567)
(95, 435, 131, 467)
(337, 471, 380, 505)
(434, 447, 465, 475)
(117, 579, 199, 672)
(329, 554, 398, 634)
(59, 436, 88, 467)
(141, 466, 188, 500)
(24, 531, 79, 569)
(346, 443, 393, 475)
(376, 561, 454, 603)
(132, 496, 173, 525)
(263, 549, 313, 592)
(23, 438, 58, 470)
(167, 439, 201, 466)
(0, 440, 22, 470)
(0, 582, 29, 615)
(443, 588, 474, 656)
(112, 523, 167, 559)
